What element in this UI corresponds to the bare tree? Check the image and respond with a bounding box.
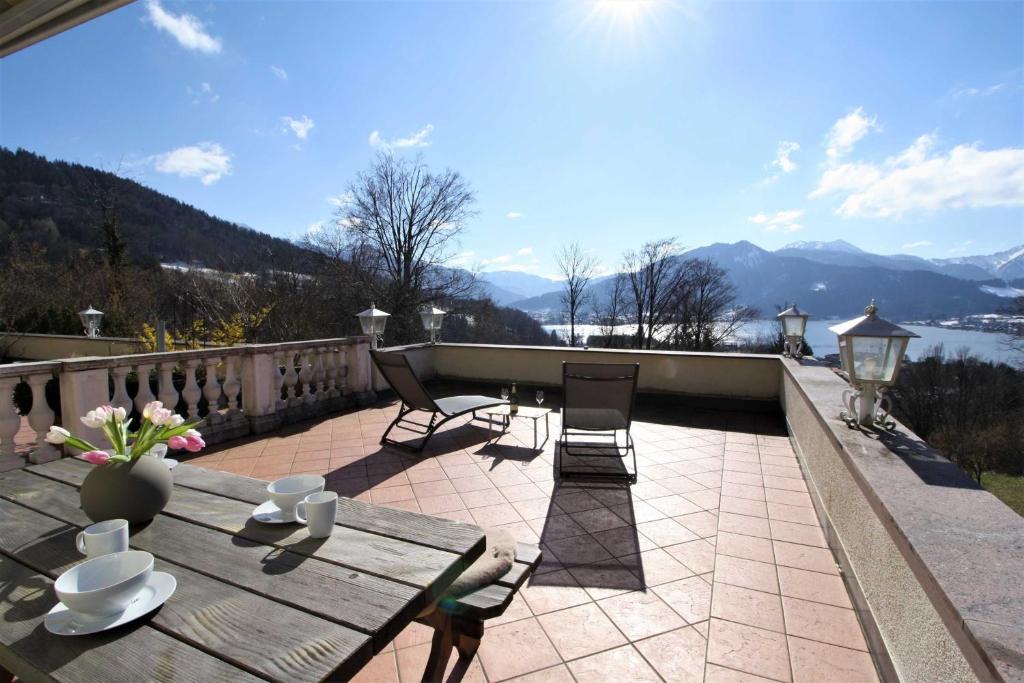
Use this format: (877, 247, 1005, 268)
(556, 242, 597, 346)
(622, 238, 684, 349)
(310, 153, 477, 344)
(593, 273, 628, 348)
(667, 258, 758, 351)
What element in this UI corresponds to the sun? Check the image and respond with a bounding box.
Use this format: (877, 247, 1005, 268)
(590, 0, 661, 28)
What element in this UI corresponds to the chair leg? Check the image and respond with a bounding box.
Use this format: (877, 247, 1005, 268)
(422, 613, 455, 683)
(453, 616, 484, 659)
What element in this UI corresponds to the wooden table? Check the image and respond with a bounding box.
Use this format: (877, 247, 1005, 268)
(0, 458, 486, 682)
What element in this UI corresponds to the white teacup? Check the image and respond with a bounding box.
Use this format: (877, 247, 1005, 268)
(148, 444, 168, 460)
(76, 519, 129, 558)
(55, 550, 153, 616)
(295, 491, 338, 539)
(267, 475, 325, 522)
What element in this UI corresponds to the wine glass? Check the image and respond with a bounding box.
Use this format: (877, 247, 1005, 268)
(536, 390, 544, 406)
(500, 387, 510, 401)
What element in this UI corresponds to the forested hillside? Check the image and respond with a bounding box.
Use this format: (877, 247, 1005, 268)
(0, 148, 311, 272)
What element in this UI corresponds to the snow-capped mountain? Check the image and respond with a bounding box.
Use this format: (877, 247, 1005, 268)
(932, 245, 1024, 280)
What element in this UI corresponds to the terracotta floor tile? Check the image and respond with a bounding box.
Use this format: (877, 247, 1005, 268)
(395, 641, 486, 683)
(460, 488, 508, 509)
(714, 555, 779, 594)
(598, 589, 686, 640)
(521, 569, 592, 614)
(720, 482, 767, 502)
(707, 618, 792, 682)
(665, 538, 718, 574)
(787, 636, 879, 683)
(768, 501, 819, 526)
(630, 480, 675, 500)
(704, 664, 779, 682)
(675, 510, 720, 538)
(777, 566, 852, 608)
(382, 498, 421, 513)
(566, 644, 662, 682)
(501, 482, 549, 502)
(442, 463, 485, 479)
(770, 520, 827, 548)
(762, 465, 803, 481)
(405, 466, 447, 484)
(721, 470, 765, 487)
(439, 508, 477, 524)
(551, 490, 604, 513)
(489, 592, 534, 627)
(764, 488, 814, 508)
(620, 547, 694, 587)
(504, 664, 576, 682)
(660, 475, 707, 494)
(646, 494, 703, 517)
(470, 502, 522, 527)
(476, 618, 562, 681)
(410, 479, 457, 498)
(608, 499, 667, 524)
(652, 575, 713, 623)
(682, 488, 722, 511)
(772, 541, 838, 575)
(782, 597, 867, 651)
(349, 649, 399, 683)
(529, 514, 587, 542)
(511, 497, 559, 521)
(544, 533, 613, 566)
(716, 531, 776, 564)
(711, 582, 785, 632)
(633, 626, 706, 683)
(763, 475, 807, 492)
(635, 518, 699, 548)
(718, 511, 773, 539)
(416, 493, 466, 515)
(570, 507, 628, 533)
(590, 525, 656, 557)
(450, 475, 496, 494)
(369, 485, 415, 505)
(568, 558, 645, 600)
(537, 602, 627, 661)
(719, 495, 769, 518)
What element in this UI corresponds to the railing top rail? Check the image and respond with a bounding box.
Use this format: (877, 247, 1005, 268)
(0, 360, 62, 380)
(427, 342, 781, 361)
(0, 336, 372, 374)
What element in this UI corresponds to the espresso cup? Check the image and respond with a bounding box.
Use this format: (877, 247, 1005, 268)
(76, 519, 129, 558)
(294, 491, 338, 539)
(267, 475, 325, 522)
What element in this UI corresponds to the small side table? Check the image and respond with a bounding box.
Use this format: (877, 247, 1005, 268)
(474, 404, 551, 450)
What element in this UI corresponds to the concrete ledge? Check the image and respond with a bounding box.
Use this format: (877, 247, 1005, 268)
(781, 358, 1024, 683)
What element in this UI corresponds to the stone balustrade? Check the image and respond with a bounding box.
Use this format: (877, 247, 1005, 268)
(0, 336, 374, 468)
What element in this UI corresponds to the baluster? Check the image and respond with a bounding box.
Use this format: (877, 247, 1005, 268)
(314, 347, 327, 402)
(157, 362, 179, 412)
(134, 364, 157, 415)
(299, 350, 314, 405)
(283, 351, 299, 406)
(110, 366, 132, 417)
(181, 359, 202, 419)
(325, 346, 338, 397)
(0, 377, 21, 459)
(337, 346, 349, 395)
(273, 351, 287, 411)
(203, 356, 223, 423)
(223, 356, 241, 415)
(26, 373, 58, 463)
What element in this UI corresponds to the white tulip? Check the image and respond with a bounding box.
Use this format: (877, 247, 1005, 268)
(80, 410, 104, 428)
(142, 401, 163, 420)
(44, 426, 70, 444)
(167, 415, 185, 428)
(184, 428, 201, 438)
(112, 406, 127, 423)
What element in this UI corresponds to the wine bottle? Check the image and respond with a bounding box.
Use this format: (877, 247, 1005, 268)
(510, 381, 519, 415)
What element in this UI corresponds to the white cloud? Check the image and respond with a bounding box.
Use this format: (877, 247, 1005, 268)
(327, 192, 355, 208)
(902, 240, 933, 249)
(369, 124, 434, 151)
(153, 142, 231, 185)
(825, 107, 880, 160)
(494, 263, 540, 273)
(481, 253, 513, 266)
(186, 81, 218, 104)
(145, 0, 221, 53)
(306, 221, 325, 235)
(748, 209, 803, 233)
(270, 65, 288, 80)
(506, 211, 524, 219)
(810, 134, 1024, 218)
(952, 83, 1008, 99)
(282, 115, 314, 140)
(516, 247, 533, 256)
(448, 251, 475, 267)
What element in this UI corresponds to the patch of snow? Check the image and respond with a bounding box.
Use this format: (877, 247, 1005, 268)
(811, 282, 828, 291)
(980, 284, 1024, 298)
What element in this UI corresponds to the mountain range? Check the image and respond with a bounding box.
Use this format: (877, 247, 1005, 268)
(483, 240, 1023, 321)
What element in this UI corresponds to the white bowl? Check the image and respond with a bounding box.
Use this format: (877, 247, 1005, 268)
(55, 550, 154, 616)
(267, 475, 325, 520)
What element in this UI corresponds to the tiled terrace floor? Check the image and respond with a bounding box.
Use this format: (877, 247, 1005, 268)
(186, 394, 880, 683)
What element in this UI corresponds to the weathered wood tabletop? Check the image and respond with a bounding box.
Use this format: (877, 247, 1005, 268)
(0, 458, 486, 682)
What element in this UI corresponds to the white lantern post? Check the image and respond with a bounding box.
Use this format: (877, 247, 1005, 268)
(829, 300, 919, 429)
(776, 304, 810, 359)
(78, 306, 104, 338)
(419, 306, 446, 344)
(355, 304, 390, 350)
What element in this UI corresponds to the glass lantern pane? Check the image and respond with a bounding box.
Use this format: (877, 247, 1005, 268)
(850, 336, 900, 382)
(783, 316, 806, 336)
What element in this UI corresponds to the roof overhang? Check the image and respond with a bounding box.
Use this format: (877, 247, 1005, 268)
(1, 0, 133, 58)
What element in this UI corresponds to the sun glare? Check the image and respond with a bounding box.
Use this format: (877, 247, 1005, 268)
(590, 0, 661, 28)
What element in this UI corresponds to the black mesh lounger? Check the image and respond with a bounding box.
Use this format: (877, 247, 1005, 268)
(559, 361, 640, 483)
(370, 350, 507, 452)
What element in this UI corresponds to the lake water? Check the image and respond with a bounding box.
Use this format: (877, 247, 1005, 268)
(542, 320, 1018, 365)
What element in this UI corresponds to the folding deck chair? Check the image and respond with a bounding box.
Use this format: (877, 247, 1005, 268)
(559, 361, 640, 483)
(370, 350, 507, 452)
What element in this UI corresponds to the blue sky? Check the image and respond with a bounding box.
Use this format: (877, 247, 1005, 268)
(2, 0, 1022, 279)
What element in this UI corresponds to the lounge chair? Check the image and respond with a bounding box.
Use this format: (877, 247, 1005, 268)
(559, 361, 640, 483)
(370, 350, 507, 452)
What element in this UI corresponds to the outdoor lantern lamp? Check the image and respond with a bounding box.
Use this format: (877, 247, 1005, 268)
(419, 306, 446, 344)
(777, 304, 810, 359)
(78, 306, 104, 338)
(829, 299, 919, 429)
(355, 303, 390, 349)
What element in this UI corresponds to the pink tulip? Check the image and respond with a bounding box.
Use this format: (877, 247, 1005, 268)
(168, 435, 188, 450)
(81, 450, 110, 466)
(184, 435, 205, 453)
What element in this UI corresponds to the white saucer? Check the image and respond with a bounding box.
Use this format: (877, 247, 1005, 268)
(251, 500, 298, 524)
(45, 571, 176, 636)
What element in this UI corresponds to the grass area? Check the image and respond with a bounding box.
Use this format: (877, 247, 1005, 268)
(981, 472, 1024, 517)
